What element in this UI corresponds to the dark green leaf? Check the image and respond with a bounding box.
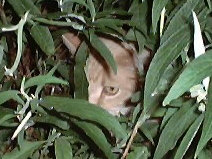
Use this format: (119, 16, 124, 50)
(55, 137, 73, 159)
(195, 79, 212, 157)
(30, 25, 55, 55)
(153, 101, 198, 159)
(89, 31, 117, 73)
(40, 96, 127, 139)
(74, 42, 88, 99)
(2, 140, 44, 159)
(144, 24, 190, 112)
(24, 75, 68, 89)
(127, 146, 150, 159)
(161, 0, 203, 44)
(0, 90, 24, 105)
(152, 0, 169, 33)
(7, 0, 40, 16)
(174, 114, 204, 159)
(73, 120, 115, 159)
(163, 49, 212, 105)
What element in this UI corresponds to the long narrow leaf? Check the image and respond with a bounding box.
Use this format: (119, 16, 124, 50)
(163, 49, 212, 105)
(40, 96, 127, 139)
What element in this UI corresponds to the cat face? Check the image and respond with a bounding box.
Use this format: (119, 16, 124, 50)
(86, 37, 139, 116)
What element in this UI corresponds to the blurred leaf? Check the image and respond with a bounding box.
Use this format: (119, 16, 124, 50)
(0, 108, 15, 126)
(174, 114, 204, 159)
(74, 42, 88, 99)
(87, 0, 96, 22)
(127, 146, 150, 159)
(0, 90, 24, 105)
(2, 140, 44, 159)
(24, 75, 68, 89)
(153, 101, 198, 159)
(198, 147, 212, 159)
(55, 137, 73, 159)
(152, 0, 169, 33)
(40, 96, 127, 139)
(7, 0, 40, 16)
(0, 45, 4, 65)
(30, 25, 55, 55)
(73, 120, 115, 159)
(195, 79, 212, 157)
(163, 49, 212, 105)
(89, 31, 117, 73)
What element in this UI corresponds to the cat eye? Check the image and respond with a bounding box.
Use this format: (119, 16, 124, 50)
(103, 86, 119, 96)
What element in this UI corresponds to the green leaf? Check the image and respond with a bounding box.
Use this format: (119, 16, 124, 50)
(74, 42, 88, 99)
(0, 90, 24, 105)
(161, 0, 203, 44)
(40, 96, 127, 139)
(73, 120, 115, 159)
(7, 0, 40, 16)
(127, 146, 150, 159)
(2, 140, 44, 159)
(152, 0, 169, 33)
(153, 101, 198, 159)
(33, 113, 70, 130)
(55, 137, 72, 159)
(30, 25, 55, 55)
(24, 75, 68, 89)
(87, 0, 96, 22)
(198, 147, 212, 159)
(174, 114, 204, 159)
(195, 79, 212, 157)
(144, 24, 190, 112)
(163, 49, 212, 105)
(0, 108, 15, 126)
(89, 31, 117, 74)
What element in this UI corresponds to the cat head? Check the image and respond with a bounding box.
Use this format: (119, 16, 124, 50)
(62, 32, 150, 116)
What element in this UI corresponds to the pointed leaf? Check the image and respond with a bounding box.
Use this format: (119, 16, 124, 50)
(0, 90, 24, 105)
(40, 96, 127, 139)
(74, 42, 88, 99)
(152, 0, 169, 33)
(73, 120, 115, 159)
(89, 32, 117, 73)
(195, 80, 212, 157)
(163, 49, 212, 105)
(2, 140, 44, 159)
(24, 75, 68, 89)
(153, 101, 198, 159)
(174, 114, 204, 159)
(30, 25, 55, 55)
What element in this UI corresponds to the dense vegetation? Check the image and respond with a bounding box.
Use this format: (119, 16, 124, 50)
(0, 0, 212, 158)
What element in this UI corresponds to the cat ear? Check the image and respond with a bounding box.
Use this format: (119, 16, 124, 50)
(62, 32, 82, 56)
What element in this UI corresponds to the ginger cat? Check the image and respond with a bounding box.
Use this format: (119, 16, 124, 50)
(62, 33, 149, 116)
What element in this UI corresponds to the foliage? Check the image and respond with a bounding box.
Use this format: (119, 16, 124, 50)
(0, 0, 212, 158)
